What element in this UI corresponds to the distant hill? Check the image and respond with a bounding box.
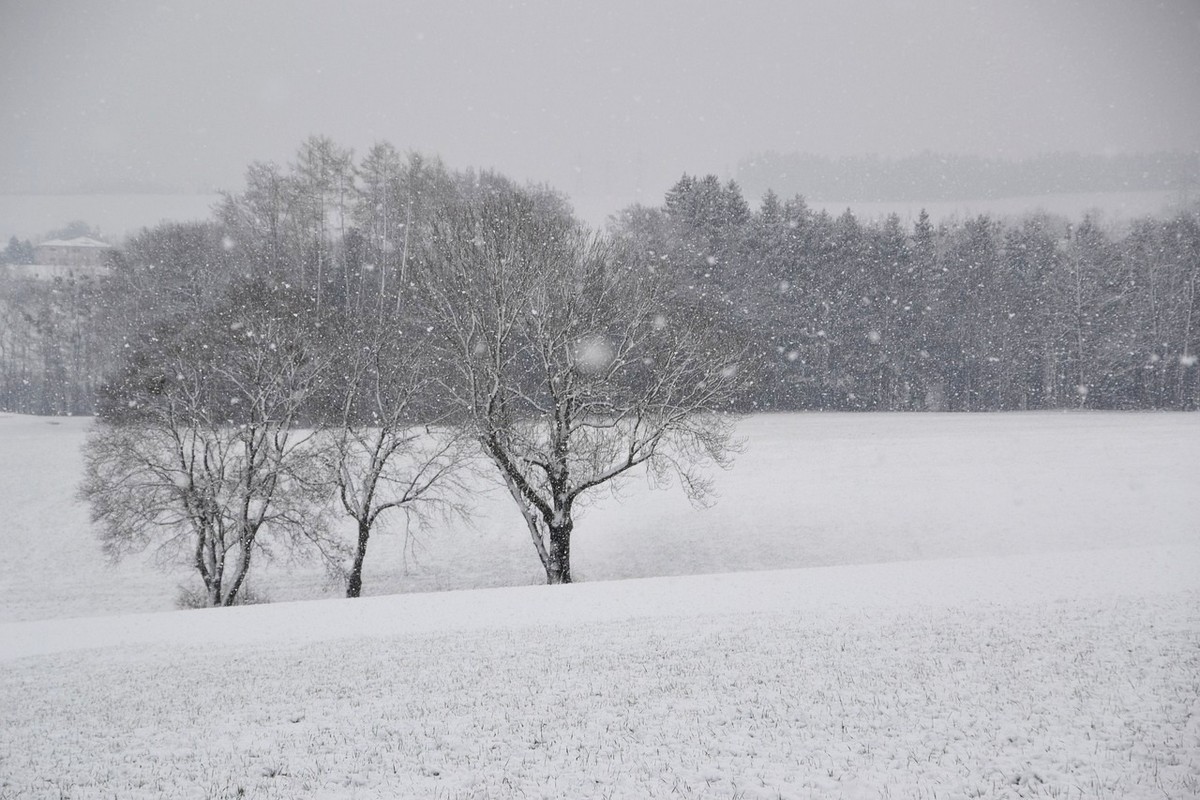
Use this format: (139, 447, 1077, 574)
(736, 151, 1200, 203)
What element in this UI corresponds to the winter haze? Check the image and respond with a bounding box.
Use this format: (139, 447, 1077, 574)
(4, 3, 1200, 798)
(2, 0, 1199, 226)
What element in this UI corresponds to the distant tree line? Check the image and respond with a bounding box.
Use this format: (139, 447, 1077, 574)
(736, 151, 1200, 202)
(0, 222, 115, 414)
(613, 175, 1199, 412)
(2, 236, 36, 265)
(2, 146, 1198, 421)
(0, 262, 105, 414)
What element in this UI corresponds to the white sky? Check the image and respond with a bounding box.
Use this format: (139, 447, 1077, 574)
(1, 0, 1198, 219)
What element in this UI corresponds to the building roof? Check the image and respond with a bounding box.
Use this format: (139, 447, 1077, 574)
(36, 236, 113, 249)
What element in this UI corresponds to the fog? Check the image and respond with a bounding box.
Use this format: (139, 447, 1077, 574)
(2, 0, 1198, 222)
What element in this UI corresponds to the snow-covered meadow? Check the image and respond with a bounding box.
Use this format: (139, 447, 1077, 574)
(1, 411, 1198, 798)
(2, 411, 1196, 622)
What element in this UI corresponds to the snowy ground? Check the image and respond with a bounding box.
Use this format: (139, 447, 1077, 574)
(1, 411, 1198, 798)
(2, 548, 1198, 799)
(1, 411, 1197, 622)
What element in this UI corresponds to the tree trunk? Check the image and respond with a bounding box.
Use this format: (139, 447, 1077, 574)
(346, 519, 371, 598)
(222, 539, 253, 606)
(1041, 337, 1056, 408)
(197, 530, 222, 607)
(545, 521, 572, 584)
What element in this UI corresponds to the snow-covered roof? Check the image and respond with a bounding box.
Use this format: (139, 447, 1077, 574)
(36, 236, 112, 248)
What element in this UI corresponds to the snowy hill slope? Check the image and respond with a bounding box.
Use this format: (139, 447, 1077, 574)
(1, 546, 1197, 798)
(2, 543, 1196, 663)
(1, 411, 1197, 622)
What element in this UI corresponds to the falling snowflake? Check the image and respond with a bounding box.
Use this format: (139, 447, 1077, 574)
(573, 334, 615, 374)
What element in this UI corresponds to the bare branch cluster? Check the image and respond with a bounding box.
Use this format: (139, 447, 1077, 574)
(79, 290, 337, 606)
(414, 180, 744, 583)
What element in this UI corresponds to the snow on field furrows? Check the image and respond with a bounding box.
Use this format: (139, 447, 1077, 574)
(1, 412, 1198, 798)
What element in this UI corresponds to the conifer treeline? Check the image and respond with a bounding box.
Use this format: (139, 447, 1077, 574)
(618, 175, 1198, 411)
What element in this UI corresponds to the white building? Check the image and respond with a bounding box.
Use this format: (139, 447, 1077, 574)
(6, 236, 113, 280)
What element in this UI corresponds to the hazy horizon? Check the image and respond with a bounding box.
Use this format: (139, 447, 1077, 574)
(3, 0, 1198, 220)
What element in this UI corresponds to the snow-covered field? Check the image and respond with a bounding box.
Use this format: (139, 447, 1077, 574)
(1, 411, 1195, 622)
(1, 411, 1198, 798)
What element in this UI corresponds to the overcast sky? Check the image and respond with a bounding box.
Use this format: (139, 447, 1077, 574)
(2, 0, 1198, 221)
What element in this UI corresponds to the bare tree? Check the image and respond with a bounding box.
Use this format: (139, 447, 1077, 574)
(354, 144, 454, 315)
(318, 316, 470, 598)
(216, 161, 298, 281)
(415, 180, 742, 584)
(291, 136, 355, 312)
(79, 288, 336, 607)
